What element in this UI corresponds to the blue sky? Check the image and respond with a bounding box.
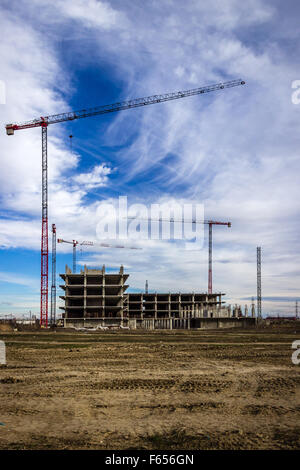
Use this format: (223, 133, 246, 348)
(0, 0, 300, 317)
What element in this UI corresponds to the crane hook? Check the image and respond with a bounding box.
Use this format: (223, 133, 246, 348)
(69, 134, 73, 152)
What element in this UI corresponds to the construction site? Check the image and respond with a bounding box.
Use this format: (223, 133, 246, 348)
(1, 1, 299, 451)
(1, 69, 299, 452)
(59, 264, 256, 330)
(4, 77, 263, 332)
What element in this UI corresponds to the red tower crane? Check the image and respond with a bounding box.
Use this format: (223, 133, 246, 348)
(5, 79, 245, 326)
(57, 238, 140, 274)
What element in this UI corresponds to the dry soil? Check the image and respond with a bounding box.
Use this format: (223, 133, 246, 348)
(0, 324, 299, 450)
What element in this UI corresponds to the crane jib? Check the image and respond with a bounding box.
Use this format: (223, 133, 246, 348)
(5, 79, 245, 132)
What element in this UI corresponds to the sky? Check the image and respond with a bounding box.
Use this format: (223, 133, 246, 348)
(0, 0, 299, 318)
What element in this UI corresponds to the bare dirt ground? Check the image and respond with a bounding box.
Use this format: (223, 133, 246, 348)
(0, 324, 299, 450)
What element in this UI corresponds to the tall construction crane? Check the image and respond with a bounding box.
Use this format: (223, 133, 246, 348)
(127, 216, 230, 294)
(5, 79, 245, 326)
(50, 224, 56, 325)
(207, 220, 231, 294)
(57, 238, 140, 274)
(257, 246, 262, 318)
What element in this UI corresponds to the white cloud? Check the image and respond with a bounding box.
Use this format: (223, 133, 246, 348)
(0, 9, 74, 212)
(55, 0, 126, 29)
(0, 271, 38, 289)
(73, 164, 112, 189)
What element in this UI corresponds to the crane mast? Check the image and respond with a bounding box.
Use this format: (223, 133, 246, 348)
(50, 224, 56, 325)
(207, 221, 231, 294)
(41, 126, 48, 326)
(257, 246, 262, 319)
(5, 79, 245, 326)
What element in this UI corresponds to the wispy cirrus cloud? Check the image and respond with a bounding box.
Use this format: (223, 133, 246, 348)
(0, 271, 38, 289)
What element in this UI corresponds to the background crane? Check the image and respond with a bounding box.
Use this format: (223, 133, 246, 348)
(257, 246, 262, 318)
(207, 221, 231, 294)
(127, 216, 231, 294)
(5, 79, 245, 326)
(57, 238, 141, 274)
(50, 224, 56, 325)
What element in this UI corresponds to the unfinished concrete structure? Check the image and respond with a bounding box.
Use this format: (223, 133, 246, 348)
(59, 265, 255, 329)
(128, 292, 229, 319)
(60, 265, 128, 326)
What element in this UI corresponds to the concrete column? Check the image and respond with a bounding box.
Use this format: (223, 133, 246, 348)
(83, 269, 87, 318)
(120, 267, 124, 326)
(102, 269, 105, 318)
(65, 273, 69, 319)
(179, 294, 181, 319)
(192, 294, 195, 318)
(141, 294, 144, 319)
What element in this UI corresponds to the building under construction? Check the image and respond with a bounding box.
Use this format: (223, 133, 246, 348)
(59, 265, 255, 329)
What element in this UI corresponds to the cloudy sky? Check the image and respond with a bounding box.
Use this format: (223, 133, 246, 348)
(0, 0, 299, 317)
